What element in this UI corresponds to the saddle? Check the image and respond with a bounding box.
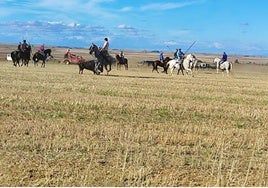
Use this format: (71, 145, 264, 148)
(39, 51, 46, 57)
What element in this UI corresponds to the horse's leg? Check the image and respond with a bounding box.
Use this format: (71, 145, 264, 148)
(170, 67, 174, 75)
(226, 68, 229, 76)
(108, 63, 111, 72)
(125, 61, 128, 70)
(178, 65, 184, 75)
(42, 60, 45, 68)
(104, 64, 108, 75)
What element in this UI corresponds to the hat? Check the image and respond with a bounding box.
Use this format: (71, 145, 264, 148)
(23, 40, 26, 42)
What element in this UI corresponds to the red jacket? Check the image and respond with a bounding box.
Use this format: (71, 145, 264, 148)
(39, 45, 44, 51)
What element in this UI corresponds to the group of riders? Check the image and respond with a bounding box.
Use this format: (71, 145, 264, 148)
(17, 40, 47, 58)
(16, 38, 228, 70)
(89, 37, 125, 72)
(159, 48, 228, 66)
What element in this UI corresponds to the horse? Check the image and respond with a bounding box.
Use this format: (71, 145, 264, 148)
(115, 54, 128, 70)
(89, 43, 114, 75)
(166, 54, 197, 76)
(214, 57, 232, 75)
(32, 49, 53, 67)
(166, 59, 184, 75)
(182, 54, 197, 76)
(152, 56, 172, 74)
(20, 45, 32, 67)
(10, 45, 31, 67)
(11, 50, 21, 67)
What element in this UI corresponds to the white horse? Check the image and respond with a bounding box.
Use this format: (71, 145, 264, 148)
(214, 57, 232, 75)
(182, 54, 197, 76)
(167, 54, 197, 76)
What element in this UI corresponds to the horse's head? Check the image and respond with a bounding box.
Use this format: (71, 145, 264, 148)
(115, 54, 121, 60)
(89, 43, 98, 55)
(44, 49, 53, 58)
(185, 54, 195, 62)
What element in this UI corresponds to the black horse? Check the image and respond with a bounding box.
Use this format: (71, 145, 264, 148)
(88, 43, 115, 75)
(11, 50, 21, 67)
(21, 45, 31, 66)
(115, 54, 128, 70)
(152, 56, 172, 74)
(32, 49, 53, 67)
(10, 45, 31, 67)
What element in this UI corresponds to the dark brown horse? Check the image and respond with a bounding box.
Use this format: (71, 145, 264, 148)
(32, 49, 53, 67)
(152, 56, 172, 74)
(89, 43, 115, 75)
(115, 54, 128, 70)
(10, 45, 31, 67)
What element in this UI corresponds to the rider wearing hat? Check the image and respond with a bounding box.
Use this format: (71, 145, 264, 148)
(177, 48, 185, 65)
(21, 40, 29, 52)
(95, 38, 110, 72)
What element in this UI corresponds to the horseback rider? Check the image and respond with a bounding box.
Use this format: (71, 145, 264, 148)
(159, 51, 164, 63)
(21, 40, 29, 52)
(95, 37, 109, 72)
(38, 44, 45, 57)
(174, 49, 178, 59)
(220, 52, 228, 64)
(17, 42, 22, 52)
(120, 50, 125, 63)
(65, 48, 75, 58)
(177, 48, 185, 64)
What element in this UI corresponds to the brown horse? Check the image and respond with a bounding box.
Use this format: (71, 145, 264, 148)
(115, 54, 128, 70)
(152, 56, 172, 74)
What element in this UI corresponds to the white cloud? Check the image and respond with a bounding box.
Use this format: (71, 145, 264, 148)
(117, 24, 138, 35)
(67, 23, 81, 27)
(212, 42, 223, 49)
(140, 1, 197, 11)
(120, 6, 132, 12)
(118, 24, 127, 29)
(164, 41, 179, 46)
(68, 35, 84, 40)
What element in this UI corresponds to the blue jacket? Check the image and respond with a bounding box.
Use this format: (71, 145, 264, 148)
(159, 53, 164, 61)
(222, 53, 227, 61)
(178, 50, 184, 59)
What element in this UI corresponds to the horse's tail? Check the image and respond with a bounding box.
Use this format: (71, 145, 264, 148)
(32, 53, 38, 62)
(166, 61, 170, 68)
(229, 62, 232, 70)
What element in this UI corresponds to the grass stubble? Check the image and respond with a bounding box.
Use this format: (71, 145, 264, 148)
(0, 60, 267, 186)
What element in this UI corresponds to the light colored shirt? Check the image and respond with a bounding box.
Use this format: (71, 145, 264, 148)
(102, 41, 109, 51)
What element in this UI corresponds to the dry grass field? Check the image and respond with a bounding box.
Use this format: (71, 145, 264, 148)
(0, 45, 267, 186)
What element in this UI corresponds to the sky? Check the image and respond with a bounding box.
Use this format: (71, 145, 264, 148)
(0, 0, 268, 56)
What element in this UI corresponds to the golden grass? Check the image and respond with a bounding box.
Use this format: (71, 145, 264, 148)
(0, 60, 267, 186)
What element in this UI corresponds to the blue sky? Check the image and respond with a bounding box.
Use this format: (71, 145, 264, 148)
(0, 0, 267, 56)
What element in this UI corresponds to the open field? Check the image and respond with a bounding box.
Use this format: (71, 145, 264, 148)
(0, 45, 267, 186)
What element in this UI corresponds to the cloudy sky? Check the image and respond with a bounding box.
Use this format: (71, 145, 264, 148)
(0, 0, 267, 56)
